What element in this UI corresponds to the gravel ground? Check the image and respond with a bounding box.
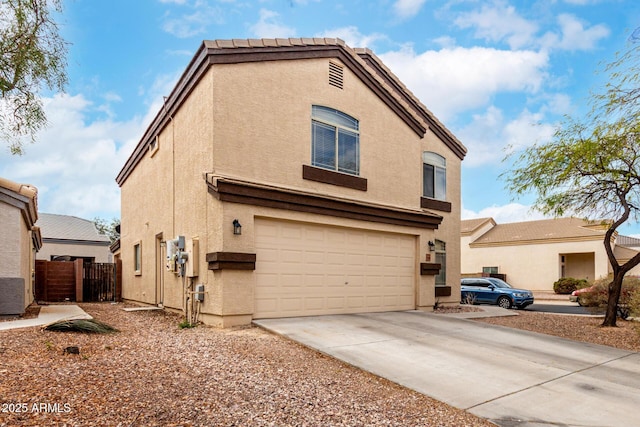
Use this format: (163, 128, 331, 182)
(2, 304, 639, 427)
(476, 310, 640, 352)
(1, 303, 493, 427)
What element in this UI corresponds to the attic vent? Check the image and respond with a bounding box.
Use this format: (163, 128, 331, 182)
(329, 62, 344, 89)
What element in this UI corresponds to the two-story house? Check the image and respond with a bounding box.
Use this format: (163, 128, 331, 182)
(116, 38, 466, 327)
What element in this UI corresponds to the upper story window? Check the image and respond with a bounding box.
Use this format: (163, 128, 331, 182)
(312, 105, 360, 175)
(423, 152, 446, 201)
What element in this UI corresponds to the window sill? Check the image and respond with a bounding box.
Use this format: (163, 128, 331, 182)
(435, 286, 452, 297)
(421, 197, 451, 212)
(303, 165, 367, 191)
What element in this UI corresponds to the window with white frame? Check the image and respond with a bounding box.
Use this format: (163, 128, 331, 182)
(423, 152, 446, 201)
(312, 105, 360, 175)
(134, 241, 142, 275)
(435, 240, 446, 286)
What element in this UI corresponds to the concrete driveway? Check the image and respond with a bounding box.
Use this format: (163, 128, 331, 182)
(255, 310, 640, 427)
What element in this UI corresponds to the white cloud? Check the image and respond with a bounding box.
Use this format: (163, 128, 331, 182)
(393, 0, 427, 19)
(540, 14, 610, 51)
(249, 9, 296, 39)
(454, 1, 539, 49)
(0, 94, 149, 219)
(161, 4, 224, 38)
(379, 45, 549, 121)
(462, 202, 548, 224)
(314, 26, 387, 50)
(456, 106, 556, 167)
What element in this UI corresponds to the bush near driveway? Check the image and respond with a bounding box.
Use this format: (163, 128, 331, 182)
(553, 277, 588, 294)
(577, 277, 640, 318)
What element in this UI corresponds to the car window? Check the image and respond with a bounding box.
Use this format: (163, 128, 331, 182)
(487, 278, 512, 289)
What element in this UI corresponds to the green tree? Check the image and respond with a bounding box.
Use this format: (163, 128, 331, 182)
(504, 43, 640, 327)
(0, 0, 68, 154)
(94, 217, 120, 244)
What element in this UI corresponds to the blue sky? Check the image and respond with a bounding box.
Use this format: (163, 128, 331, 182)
(1, 0, 640, 234)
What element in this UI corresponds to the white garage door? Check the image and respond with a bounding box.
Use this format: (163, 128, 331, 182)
(254, 218, 416, 319)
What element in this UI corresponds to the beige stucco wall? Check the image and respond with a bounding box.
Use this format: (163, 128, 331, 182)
(461, 239, 608, 291)
(1, 202, 35, 309)
(120, 56, 462, 325)
(37, 242, 112, 262)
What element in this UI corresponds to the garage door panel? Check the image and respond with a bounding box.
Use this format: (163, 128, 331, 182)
(255, 219, 416, 319)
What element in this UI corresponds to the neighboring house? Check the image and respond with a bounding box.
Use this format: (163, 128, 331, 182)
(461, 217, 640, 291)
(36, 213, 112, 263)
(0, 177, 42, 315)
(116, 38, 467, 327)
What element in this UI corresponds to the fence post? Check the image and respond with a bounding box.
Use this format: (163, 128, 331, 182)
(75, 259, 84, 302)
(116, 258, 122, 302)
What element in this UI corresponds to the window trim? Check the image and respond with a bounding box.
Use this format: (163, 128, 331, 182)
(311, 105, 360, 176)
(423, 151, 446, 201)
(434, 239, 446, 287)
(302, 164, 367, 191)
(134, 241, 142, 276)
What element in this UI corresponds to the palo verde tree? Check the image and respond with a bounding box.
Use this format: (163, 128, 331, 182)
(504, 40, 640, 327)
(0, 0, 68, 154)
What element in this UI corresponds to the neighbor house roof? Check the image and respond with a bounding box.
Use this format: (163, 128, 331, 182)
(116, 38, 466, 186)
(616, 235, 640, 248)
(461, 218, 495, 235)
(36, 213, 110, 245)
(0, 176, 38, 227)
(468, 217, 610, 247)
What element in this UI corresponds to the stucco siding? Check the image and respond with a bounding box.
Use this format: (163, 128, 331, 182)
(37, 242, 112, 262)
(120, 69, 214, 309)
(210, 59, 423, 209)
(118, 41, 465, 326)
(462, 240, 607, 291)
(1, 205, 22, 277)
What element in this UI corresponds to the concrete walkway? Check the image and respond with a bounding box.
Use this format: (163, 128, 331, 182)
(255, 310, 640, 427)
(0, 305, 92, 331)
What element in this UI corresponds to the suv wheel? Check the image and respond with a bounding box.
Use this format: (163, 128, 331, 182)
(497, 296, 512, 309)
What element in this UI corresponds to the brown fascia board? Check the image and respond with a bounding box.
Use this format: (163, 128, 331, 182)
(357, 50, 467, 160)
(116, 39, 428, 186)
(207, 176, 442, 230)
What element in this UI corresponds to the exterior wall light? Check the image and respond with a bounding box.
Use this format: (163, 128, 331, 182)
(428, 240, 436, 252)
(232, 219, 242, 235)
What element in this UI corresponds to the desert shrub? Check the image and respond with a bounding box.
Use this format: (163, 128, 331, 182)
(629, 286, 640, 317)
(578, 277, 640, 318)
(553, 277, 588, 294)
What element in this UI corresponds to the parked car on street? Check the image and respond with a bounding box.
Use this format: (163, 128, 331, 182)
(461, 277, 534, 309)
(569, 285, 599, 306)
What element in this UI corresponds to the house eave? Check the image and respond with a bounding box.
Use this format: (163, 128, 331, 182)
(116, 38, 429, 186)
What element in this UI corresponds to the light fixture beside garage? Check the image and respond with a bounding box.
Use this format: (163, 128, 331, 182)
(232, 219, 242, 235)
(428, 240, 436, 252)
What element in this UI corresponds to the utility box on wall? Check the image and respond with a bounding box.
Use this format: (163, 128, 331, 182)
(0, 277, 25, 315)
(186, 238, 199, 278)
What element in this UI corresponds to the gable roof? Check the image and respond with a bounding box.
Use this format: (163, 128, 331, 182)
(461, 218, 495, 235)
(469, 217, 609, 246)
(36, 213, 110, 244)
(0, 176, 38, 227)
(116, 38, 466, 186)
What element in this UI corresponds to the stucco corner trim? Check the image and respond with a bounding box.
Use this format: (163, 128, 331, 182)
(420, 197, 452, 213)
(206, 252, 256, 270)
(420, 262, 441, 275)
(302, 165, 367, 191)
